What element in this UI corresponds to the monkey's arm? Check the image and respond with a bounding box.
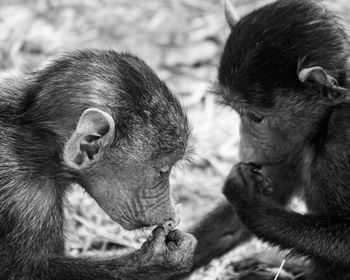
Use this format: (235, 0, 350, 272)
(190, 200, 252, 269)
(165, 201, 251, 280)
(168, 175, 298, 280)
(224, 163, 350, 267)
(236, 204, 350, 267)
(49, 256, 124, 280)
(47, 228, 196, 280)
(48, 252, 168, 280)
(189, 169, 298, 270)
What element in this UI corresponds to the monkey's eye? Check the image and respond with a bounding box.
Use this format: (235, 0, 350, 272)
(247, 112, 263, 123)
(159, 166, 170, 177)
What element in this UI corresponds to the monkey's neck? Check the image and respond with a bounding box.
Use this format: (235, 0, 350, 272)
(0, 171, 66, 264)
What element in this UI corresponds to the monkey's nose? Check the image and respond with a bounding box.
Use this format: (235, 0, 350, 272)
(162, 216, 180, 233)
(239, 146, 257, 163)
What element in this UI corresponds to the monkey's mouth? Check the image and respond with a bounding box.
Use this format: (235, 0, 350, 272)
(132, 221, 152, 230)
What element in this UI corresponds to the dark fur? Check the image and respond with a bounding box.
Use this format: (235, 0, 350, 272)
(221, 1, 350, 279)
(174, 1, 350, 280)
(0, 50, 191, 279)
(219, 0, 349, 109)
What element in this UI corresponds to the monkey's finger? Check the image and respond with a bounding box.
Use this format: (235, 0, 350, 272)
(183, 234, 197, 251)
(152, 227, 167, 242)
(168, 230, 197, 251)
(167, 229, 183, 244)
(253, 171, 264, 183)
(151, 227, 168, 252)
(166, 240, 177, 251)
(262, 179, 274, 196)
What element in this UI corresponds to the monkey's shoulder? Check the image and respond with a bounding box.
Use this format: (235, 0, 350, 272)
(311, 103, 350, 189)
(324, 103, 350, 149)
(309, 104, 350, 214)
(312, 103, 350, 177)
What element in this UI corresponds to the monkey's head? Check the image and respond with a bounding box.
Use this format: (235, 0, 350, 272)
(218, 0, 350, 166)
(28, 50, 191, 230)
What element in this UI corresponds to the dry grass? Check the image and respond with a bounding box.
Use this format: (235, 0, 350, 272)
(0, 0, 348, 279)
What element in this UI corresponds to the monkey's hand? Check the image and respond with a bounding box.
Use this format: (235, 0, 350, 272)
(137, 227, 197, 277)
(223, 163, 271, 217)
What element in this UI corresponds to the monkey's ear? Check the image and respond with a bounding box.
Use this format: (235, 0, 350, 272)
(298, 66, 350, 103)
(225, 1, 239, 27)
(64, 108, 115, 170)
(298, 66, 338, 87)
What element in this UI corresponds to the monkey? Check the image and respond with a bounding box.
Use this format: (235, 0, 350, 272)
(172, 0, 350, 279)
(220, 0, 350, 278)
(0, 49, 197, 280)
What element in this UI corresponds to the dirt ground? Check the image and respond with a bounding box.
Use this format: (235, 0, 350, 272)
(0, 0, 349, 279)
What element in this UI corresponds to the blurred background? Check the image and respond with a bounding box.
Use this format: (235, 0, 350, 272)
(0, 0, 348, 279)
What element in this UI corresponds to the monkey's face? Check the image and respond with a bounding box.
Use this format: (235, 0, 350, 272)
(237, 94, 327, 167)
(63, 107, 189, 231)
(78, 156, 178, 231)
(218, 0, 348, 168)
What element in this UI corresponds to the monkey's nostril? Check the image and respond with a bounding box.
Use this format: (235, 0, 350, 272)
(162, 216, 180, 233)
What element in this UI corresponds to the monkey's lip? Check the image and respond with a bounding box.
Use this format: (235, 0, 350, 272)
(133, 221, 152, 229)
(119, 220, 152, 231)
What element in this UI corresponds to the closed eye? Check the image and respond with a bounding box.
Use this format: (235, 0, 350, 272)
(247, 112, 263, 123)
(159, 166, 170, 178)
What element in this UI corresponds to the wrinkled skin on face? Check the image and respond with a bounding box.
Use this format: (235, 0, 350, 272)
(79, 155, 178, 231)
(63, 91, 189, 232)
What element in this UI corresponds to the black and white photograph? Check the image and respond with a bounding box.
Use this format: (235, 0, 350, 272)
(0, 0, 349, 279)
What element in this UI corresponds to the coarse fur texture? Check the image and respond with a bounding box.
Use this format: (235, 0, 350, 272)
(0, 49, 197, 280)
(218, 0, 349, 109)
(173, 1, 350, 280)
(222, 1, 350, 279)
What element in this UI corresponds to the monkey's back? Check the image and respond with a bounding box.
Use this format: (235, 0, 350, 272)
(0, 74, 43, 176)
